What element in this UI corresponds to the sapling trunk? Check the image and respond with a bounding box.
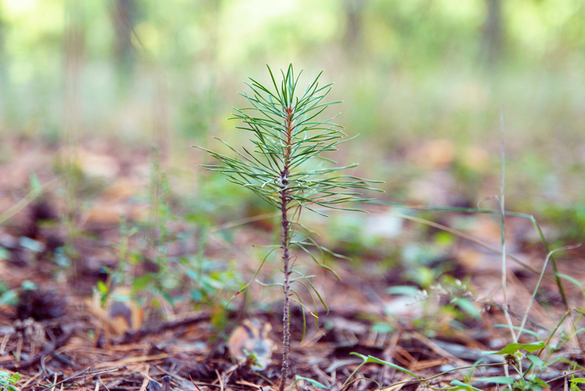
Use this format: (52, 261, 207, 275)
(279, 106, 294, 390)
(194, 65, 381, 390)
(279, 192, 291, 390)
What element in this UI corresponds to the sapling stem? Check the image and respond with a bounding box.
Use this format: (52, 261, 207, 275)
(279, 105, 294, 390)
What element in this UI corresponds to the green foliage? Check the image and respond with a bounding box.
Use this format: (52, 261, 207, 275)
(449, 379, 483, 391)
(343, 350, 552, 391)
(351, 353, 419, 379)
(0, 282, 18, 307)
(0, 371, 21, 391)
(321, 213, 383, 256)
(342, 353, 418, 390)
(387, 274, 480, 332)
(0, 280, 39, 307)
(511, 375, 548, 391)
(181, 250, 243, 309)
(92, 156, 243, 317)
(20, 280, 38, 291)
(570, 375, 585, 391)
(0, 247, 9, 261)
(148, 149, 174, 266)
(292, 376, 328, 390)
(101, 226, 241, 311)
(483, 341, 545, 356)
(540, 202, 585, 243)
(18, 237, 44, 253)
(473, 376, 515, 386)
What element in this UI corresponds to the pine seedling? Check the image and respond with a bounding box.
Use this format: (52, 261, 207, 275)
(194, 65, 381, 390)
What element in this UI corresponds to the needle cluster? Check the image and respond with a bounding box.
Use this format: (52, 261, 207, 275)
(198, 65, 379, 216)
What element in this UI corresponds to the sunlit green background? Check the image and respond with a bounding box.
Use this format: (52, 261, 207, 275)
(1, 0, 584, 219)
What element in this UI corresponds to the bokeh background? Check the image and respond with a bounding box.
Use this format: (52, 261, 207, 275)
(0, 0, 584, 234)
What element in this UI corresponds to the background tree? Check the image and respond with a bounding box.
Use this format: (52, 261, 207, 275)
(111, 0, 136, 74)
(482, 0, 503, 66)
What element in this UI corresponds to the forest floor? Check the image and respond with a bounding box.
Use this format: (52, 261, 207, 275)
(1, 136, 584, 391)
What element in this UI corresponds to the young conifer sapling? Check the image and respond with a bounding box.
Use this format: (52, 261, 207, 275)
(194, 65, 381, 390)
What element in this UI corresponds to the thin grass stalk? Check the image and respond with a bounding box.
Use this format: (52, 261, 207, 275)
(499, 112, 516, 343)
(517, 245, 580, 341)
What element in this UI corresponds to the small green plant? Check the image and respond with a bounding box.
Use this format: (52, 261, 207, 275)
(0, 281, 18, 306)
(0, 371, 21, 391)
(569, 371, 585, 391)
(195, 64, 381, 390)
(94, 175, 242, 317)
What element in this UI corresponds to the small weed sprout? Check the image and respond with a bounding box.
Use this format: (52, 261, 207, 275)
(195, 65, 381, 389)
(0, 371, 21, 391)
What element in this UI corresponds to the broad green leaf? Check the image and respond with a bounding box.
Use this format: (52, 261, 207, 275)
(532, 377, 548, 387)
(371, 322, 395, 334)
(160, 291, 174, 306)
(96, 280, 109, 296)
(454, 297, 481, 320)
(294, 375, 327, 389)
(0, 247, 10, 261)
(350, 353, 419, 380)
(132, 274, 153, 292)
(571, 378, 585, 384)
(520, 380, 542, 391)
(473, 376, 515, 385)
(0, 290, 18, 306)
(526, 355, 544, 367)
(18, 237, 44, 253)
(483, 340, 545, 355)
(387, 285, 421, 296)
(29, 172, 42, 197)
(449, 380, 483, 391)
(21, 280, 37, 291)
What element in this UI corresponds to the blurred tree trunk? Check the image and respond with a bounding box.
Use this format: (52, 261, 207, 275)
(482, 0, 503, 66)
(205, 0, 221, 135)
(343, 0, 364, 60)
(63, 0, 85, 144)
(0, 4, 4, 74)
(63, 0, 85, 270)
(111, 0, 136, 77)
(0, 3, 5, 116)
